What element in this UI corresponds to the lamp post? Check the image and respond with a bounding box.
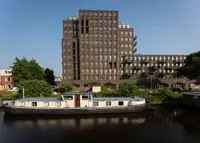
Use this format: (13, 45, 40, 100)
(22, 87, 25, 99)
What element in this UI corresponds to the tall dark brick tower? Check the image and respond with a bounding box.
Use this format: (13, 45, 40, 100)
(62, 10, 135, 86)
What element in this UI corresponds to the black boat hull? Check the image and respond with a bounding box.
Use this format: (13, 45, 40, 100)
(3, 106, 146, 116)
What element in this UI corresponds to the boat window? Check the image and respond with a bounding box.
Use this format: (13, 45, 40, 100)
(64, 96, 73, 100)
(32, 102, 37, 107)
(118, 101, 124, 106)
(57, 102, 61, 107)
(93, 101, 99, 107)
(106, 101, 111, 106)
(82, 95, 88, 100)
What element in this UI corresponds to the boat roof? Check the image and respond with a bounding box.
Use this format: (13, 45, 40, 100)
(15, 95, 145, 102)
(93, 96, 144, 101)
(63, 92, 91, 96)
(183, 92, 200, 96)
(16, 97, 61, 102)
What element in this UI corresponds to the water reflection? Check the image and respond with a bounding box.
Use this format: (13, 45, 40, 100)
(3, 114, 147, 130)
(2, 108, 200, 143)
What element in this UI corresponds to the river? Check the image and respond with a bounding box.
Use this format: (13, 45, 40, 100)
(0, 107, 200, 143)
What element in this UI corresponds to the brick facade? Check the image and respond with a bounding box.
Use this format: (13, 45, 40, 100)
(62, 10, 135, 86)
(0, 69, 13, 90)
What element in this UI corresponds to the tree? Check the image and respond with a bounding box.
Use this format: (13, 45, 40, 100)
(137, 67, 161, 89)
(17, 80, 53, 97)
(178, 51, 200, 81)
(118, 80, 141, 97)
(148, 87, 182, 104)
(54, 81, 73, 94)
(44, 68, 55, 86)
(12, 57, 44, 85)
(101, 85, 119, 97)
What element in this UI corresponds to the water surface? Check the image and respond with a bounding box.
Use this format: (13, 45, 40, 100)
(0, 108, 200, 143)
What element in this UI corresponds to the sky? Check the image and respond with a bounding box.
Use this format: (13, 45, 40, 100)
(0, 0, 200, 75)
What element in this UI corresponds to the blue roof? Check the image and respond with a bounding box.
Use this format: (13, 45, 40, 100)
(183, 92, 200, 96)
(16, 97, 61, 102)
(63, 92, 91, 96)
(93, 96, 144, 101)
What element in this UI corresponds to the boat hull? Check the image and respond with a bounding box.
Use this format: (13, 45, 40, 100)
(3, 105, 146, 116)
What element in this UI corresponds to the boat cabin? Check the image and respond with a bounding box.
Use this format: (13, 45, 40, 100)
(13, 92, 145, 108)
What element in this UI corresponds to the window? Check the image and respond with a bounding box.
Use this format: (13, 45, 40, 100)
(82, 95, 89, 100)
(64, 96, 73, 100)
(93, 101, 99, 107)
(81, 20, 84, 27)
(81, 27, 84, 34)
(118, 101, 124, 106)
(86, 20, 89, 26)
(32, 102, 37, 107)
(106, 101, 111, 106)
(7, 77, 11, 81)
(86, 27, 89, 33)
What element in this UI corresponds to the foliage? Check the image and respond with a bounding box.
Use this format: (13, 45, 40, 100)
(137, 76, 160, 89)
(12, 57, 44, 85)
(178, 51, 200, 81)
(101, 85, 119, 97)
(118, 80, 141, 97)
(54, 81, 73, 94)
(0, 90, 17, 99)
(121, 73, 131, 80)
(149, 87, 182, 104)
(17, 80, 53, 97)
(44, 68, 55, 86)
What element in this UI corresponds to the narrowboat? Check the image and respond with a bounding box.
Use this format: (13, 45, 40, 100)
(3, 92, 146, 115)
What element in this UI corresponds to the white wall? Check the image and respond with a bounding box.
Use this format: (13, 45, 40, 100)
(15, 101, 64, 108)
(88, 100, 130, 108)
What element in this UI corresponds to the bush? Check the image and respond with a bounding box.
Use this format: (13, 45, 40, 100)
(101, 85, 119, 97)
(118, 80, 141, 97)
(149, 87, 182, 104)
(0, 90, 17, 100)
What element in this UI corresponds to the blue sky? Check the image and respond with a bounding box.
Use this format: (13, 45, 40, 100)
(0, 0, 200, 75)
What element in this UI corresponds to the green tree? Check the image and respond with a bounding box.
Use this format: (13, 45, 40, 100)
(44, 68, 55, 86)
(55, 81, 73, 94)
(150, 87, 182, 104)
(118, 80, 141, 97)
(17, 80, 53, 97)
(12, 57, 44, 85)
(101, 85, 118, 97)
(178, 51, 200, 81)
